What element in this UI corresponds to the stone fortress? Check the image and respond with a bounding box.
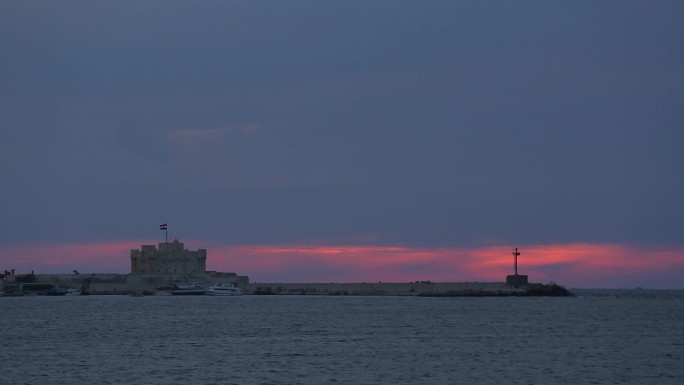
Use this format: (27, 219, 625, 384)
(126, 238, 249, 293)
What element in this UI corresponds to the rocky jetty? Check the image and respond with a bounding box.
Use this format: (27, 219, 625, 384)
(418, 283, 574, 297)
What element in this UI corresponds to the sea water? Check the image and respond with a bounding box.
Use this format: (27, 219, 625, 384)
(1, 290, 683, 385)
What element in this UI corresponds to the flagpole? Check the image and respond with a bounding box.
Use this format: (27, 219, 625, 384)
(160, 223, 168, 244)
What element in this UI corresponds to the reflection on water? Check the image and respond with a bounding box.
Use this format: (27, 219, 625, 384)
(1, 291, 683, 384)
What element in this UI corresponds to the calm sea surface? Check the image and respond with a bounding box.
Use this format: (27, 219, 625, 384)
(1, 290, 683, 385)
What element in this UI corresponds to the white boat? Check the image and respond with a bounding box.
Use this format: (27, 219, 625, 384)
(206, 283, 241, 296)
(174, 282, 204, 290)
(171, 282, 205, 295)
(65, 288, 81, 296)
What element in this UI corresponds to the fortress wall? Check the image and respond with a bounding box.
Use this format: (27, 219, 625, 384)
(32, 274, 126, 287)
(23, 272, 249, 294)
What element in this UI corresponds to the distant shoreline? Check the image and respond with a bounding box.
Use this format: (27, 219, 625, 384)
(2, 274, 574, 296)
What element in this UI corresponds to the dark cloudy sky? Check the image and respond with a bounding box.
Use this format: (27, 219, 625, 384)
(1, 1, 682, 287)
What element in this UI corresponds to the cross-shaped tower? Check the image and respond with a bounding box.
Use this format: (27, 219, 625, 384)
(512, 247, 520, 275)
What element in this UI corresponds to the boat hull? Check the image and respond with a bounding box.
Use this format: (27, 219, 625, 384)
(206, 283, 241, 296)
(206, 290, 241, 296)
(171, 290, 206, 295)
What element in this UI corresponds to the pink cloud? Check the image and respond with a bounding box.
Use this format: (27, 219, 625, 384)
(242, 123, 261, 133)
(2, 240, 683, 288)
(205, 243, 684, 288)
(168, 128, 226, 141)
(167, 124, 261, 143)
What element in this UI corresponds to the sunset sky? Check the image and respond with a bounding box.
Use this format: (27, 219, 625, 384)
(1, 1, 682, 288)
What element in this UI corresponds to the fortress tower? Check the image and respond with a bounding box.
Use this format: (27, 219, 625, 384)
(130, 239, 207, 275)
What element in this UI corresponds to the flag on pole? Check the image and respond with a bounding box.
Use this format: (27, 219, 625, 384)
(160, 223, 167, 230)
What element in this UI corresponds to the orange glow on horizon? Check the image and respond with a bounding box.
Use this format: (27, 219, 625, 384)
(1, 240, 683, 288)
(207, 243, 684, 288)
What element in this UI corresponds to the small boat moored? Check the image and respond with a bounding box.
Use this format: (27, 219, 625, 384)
(171, 282, 205, 295)
(65, 288, 81, 296)
(206, 283, 241, 296)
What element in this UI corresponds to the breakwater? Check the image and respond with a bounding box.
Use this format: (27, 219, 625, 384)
(245, 281, 573, 297)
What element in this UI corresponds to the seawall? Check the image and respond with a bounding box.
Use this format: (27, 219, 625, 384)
(2, 272, 249, 295)
(245, 281, 543, 296)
